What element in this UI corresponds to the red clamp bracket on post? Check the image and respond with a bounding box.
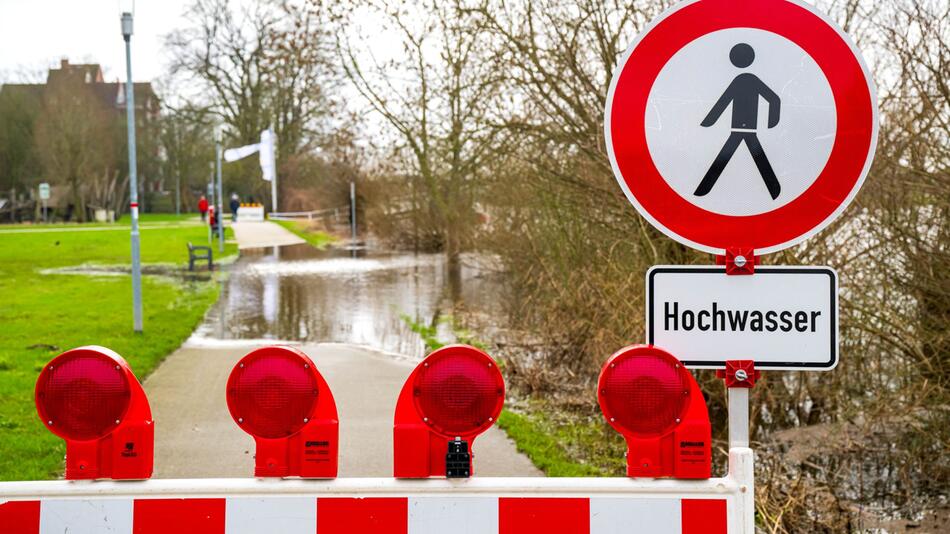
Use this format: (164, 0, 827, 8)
(716, 247, 757, 275)
(717, 360, 761, 388)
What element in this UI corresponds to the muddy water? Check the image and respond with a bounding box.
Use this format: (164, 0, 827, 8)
(191, 244, 504, 359)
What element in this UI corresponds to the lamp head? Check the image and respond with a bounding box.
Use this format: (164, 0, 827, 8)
(121, 12, 133, 40)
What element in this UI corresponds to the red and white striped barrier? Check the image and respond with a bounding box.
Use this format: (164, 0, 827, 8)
(2, 495, 727, 534)
(0, 449, 754, 534)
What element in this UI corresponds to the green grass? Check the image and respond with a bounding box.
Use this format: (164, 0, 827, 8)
(0, 213, 202, 230)
(497, 408, 626, 477)
(273, 219, 336, 249)
(399, 314, 490, 353)
(396, 314, 617, 477)
(0, 222, 237, 480)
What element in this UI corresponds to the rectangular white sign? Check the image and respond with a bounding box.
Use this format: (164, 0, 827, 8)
(647, 266, 838, 370)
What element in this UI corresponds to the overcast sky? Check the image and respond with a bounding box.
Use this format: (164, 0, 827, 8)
(0, 0, 191, 83)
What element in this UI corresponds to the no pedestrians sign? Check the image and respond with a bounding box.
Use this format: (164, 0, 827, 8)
(605, 0, 878, 255)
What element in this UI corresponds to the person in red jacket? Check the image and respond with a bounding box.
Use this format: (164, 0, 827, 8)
(198, 195, 209, 221)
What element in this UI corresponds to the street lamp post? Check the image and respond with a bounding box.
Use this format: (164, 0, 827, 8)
(215, 132, 224, 252)
(121, 11, 143, 333)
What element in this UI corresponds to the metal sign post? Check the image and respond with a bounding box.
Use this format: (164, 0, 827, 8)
(38, 183, 49, 223)
(350, 181, 357, 244)
(260, 129, 277, 214)
(215, 136, 224, 253)
(271, 167, 278, 214)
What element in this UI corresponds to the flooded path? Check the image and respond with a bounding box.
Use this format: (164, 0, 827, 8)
(191, 244, 506, 360)
(144, 242, 539, 478)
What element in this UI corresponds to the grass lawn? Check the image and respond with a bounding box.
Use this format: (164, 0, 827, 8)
(0, 214, 204, 232)
(273, 219, 337, 249)
(398, 316, 624, 478)
(0, 222, 237, 480)
(497, 407, 626, 477)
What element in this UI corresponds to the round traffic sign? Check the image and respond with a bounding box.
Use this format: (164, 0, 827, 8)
(604, 0, 878, 255)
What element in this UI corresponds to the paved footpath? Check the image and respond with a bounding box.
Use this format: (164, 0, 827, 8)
(230, 221, 305, 249)
(144, 341, 542, 478)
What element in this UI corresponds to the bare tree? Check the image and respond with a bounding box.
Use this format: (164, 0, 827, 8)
(160, 105, 216, 213)
(34, 74, 117, 222)
(166, 0, 335, 204)
(336, 0, 507, 271)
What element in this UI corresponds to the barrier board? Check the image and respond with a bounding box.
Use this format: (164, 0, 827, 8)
(0, 448, 753, 534)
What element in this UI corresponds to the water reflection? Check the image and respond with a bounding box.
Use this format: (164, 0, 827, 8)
(192, 244, 503, 360)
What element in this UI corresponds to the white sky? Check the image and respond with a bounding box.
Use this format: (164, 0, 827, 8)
(0, 0, 191, 83)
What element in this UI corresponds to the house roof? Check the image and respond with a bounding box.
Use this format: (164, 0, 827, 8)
(47, 60, 104, 84)
(0, 60, 159, 113)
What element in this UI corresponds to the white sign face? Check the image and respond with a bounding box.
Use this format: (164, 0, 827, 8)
(645, 28, 836, 216)
(38, 182, 50, 200)
(647, 266, 838, 370)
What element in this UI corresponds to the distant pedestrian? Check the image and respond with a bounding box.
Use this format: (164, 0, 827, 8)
(198, 195, 209, 222)
(208, 206, 218, 233)
(230, 193, 240, 221)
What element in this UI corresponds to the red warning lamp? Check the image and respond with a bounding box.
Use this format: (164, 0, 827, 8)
(394, 344, 505, 478)
(226, 345, 338, 478)
(34, 346, 153, 480)
(598, 345, 711, 479)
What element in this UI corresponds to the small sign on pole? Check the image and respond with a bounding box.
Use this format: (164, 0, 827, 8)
(38, 183, 50, 223)
(647, 266, 838, 370)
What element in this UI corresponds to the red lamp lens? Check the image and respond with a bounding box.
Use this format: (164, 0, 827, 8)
(600, 350, 691, 437)
(413, 347, 504, 436)
(36, 350, 131, 441)
(227, 348, 319, 439)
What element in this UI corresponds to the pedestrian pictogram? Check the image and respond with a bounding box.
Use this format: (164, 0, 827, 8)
(696, 43, 782, 200)
(605, 0, 878, 255)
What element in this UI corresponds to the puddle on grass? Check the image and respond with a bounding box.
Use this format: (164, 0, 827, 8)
(190, 244, 505, 360)
(40, 264, 216, 283)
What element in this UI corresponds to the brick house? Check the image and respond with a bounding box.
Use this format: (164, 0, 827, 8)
(0, 59, 163, 219)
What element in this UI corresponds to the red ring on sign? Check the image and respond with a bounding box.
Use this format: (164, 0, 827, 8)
(606, 0, 876, 254)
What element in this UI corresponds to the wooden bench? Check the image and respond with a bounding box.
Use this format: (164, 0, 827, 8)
(187, 243, 213, 271)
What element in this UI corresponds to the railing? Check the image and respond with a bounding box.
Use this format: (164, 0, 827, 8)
(268, 207, 347, 222)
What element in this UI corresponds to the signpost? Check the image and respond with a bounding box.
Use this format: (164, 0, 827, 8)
(215, 134, 225, 253)
(647, 266, 838, 370)
(38, 183, 49, 223)
(602, 0, 878, 529)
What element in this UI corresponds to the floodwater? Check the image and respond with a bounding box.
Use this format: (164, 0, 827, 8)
(190, 244, 505, 359)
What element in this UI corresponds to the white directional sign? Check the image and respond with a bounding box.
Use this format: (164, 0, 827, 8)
(38, 183, 50, 200)
(647, 266, 837, 370)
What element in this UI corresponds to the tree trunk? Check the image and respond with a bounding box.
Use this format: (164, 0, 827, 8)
(445, 229, 463, 305)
